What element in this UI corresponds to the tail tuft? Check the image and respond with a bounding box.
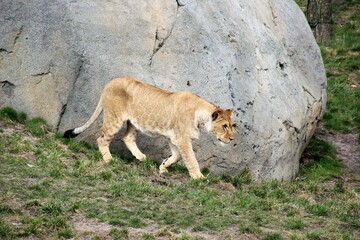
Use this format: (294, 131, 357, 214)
(63, 129, 79, 138)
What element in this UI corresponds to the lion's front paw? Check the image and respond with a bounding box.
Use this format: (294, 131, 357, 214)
(159, 164, 168, 175)
(103, 154, 113, 163)
(190, 172, 205, 179)
(135, 153, 147, 161)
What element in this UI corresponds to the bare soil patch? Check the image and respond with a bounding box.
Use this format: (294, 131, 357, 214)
(317, 124, 360, 186)
(71, 215, 258, 240)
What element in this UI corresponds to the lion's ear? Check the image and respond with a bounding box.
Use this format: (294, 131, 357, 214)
(225, 109, 234, 117)
(212, 110, 220, 121)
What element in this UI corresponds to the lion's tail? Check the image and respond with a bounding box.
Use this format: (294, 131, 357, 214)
(63, 94, 104, 138)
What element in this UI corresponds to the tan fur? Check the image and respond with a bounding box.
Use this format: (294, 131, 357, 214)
(68, 77, 234, 179)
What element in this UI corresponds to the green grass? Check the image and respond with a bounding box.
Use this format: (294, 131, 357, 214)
(0, 107, 26, 123)
(285, 216, 305, 230)
(0, 106, 49, 137)
(295, 0, 360, 139)
(320, 2, 360, 135)
(299, 136, 342, 182)
(25, 117, 49, 136)
(0, 109, 359, 239)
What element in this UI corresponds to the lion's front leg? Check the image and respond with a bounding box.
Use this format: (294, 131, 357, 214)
(173, 139, 204, 179)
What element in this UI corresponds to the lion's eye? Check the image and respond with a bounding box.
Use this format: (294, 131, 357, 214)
(223, 124, 228, 129)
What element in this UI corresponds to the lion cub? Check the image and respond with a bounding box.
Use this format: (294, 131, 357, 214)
(64, 77, 234, 179)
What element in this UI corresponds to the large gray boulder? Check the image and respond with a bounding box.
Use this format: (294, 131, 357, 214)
(0, 0, 326, 180)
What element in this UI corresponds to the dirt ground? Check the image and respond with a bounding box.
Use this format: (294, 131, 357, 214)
(71, 215, 258, 240)
(317, 123, 360, 186)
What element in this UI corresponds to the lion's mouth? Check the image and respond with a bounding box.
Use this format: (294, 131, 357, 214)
(218, 138, 231, 144)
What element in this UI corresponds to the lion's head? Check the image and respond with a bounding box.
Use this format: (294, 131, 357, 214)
(210, 109, 235, 144)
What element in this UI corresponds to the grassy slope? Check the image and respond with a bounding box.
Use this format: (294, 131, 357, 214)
(296, 0, 360, 135)
(321, 1, 360, 134)
(0, 115, 359, 239)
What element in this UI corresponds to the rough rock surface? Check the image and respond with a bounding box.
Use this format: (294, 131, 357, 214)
(0, 0, 326, 180)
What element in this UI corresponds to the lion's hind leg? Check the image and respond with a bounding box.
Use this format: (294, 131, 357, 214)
(97, 116, 123, 163)
(159, 142, 181, 175)
(122, 122, 147, 161)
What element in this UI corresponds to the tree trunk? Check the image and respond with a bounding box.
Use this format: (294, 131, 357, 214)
(307, 0, 332, 43)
